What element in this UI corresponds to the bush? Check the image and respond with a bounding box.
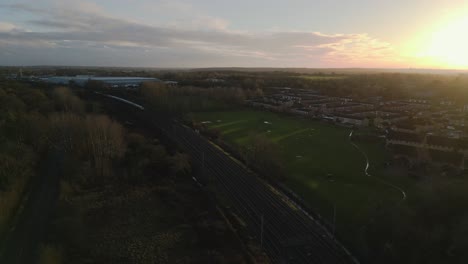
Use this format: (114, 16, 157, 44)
(38, 244, 62, 264)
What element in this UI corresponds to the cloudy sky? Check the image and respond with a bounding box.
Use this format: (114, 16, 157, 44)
(1, 0, 468, 68)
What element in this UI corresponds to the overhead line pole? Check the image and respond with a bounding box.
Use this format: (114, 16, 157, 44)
(333, 203, 336, 240)
(260, 213, 264, 250)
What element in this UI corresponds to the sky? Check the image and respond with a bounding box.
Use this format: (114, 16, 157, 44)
(1, 0, 468, 68)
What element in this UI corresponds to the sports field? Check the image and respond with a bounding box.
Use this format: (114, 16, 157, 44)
(190, 110, 406, 247)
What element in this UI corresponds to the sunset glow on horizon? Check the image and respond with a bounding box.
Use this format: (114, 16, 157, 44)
(1, 0, 468, 69)
(403, 11, 468, 69)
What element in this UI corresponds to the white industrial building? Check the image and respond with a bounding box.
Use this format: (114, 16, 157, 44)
(42, 75, 160, 87)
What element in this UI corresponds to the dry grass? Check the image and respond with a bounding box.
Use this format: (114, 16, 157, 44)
(38, 244, 62, 264)
(58, 180, 75, 202)
(0, 177, 27, 237)
(52, 181, 249, 264)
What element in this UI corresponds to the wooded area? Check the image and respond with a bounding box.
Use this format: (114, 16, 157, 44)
(0, 81, 256, 264)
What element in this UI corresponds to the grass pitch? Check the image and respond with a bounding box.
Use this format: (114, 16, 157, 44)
(190, 110, 408, 248)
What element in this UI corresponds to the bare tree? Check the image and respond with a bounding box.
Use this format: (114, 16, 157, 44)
(47, 112, 84, 154)
(169, 152, 191, 179)
(85, 115, 125, 179)
(243, 134, 284, 181)
(52, 87, 84, 114)
(48, 113, 126, 181)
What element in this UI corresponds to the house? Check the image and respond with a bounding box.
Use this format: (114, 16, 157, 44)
(164, 81, 178, 86)
(408, 98, 429, 104)
(429, 149, 464, 168)
(391, 118, 433, 133)
(440, 100, 454, 106)
(334, 114, 369, 127)
(426, 135, 461, 152)
(291, 108, 309, 116)
(206, 78, 225, 83)
(267, 94, 302, 105)
(462, 104, 468, 112)
(386, 130, 423, 147)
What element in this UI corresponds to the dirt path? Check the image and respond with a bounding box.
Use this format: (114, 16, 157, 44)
(348, 131, 407, 202)
(0, 151, 62, 264)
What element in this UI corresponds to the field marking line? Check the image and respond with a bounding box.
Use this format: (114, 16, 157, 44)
(212, 119, 247, 128)
(274, 128, 310, 141)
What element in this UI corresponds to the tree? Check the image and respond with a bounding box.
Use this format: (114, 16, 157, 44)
(85, 115, 126, 180)
(47, 112, 84, 154)
(123, 133, 170, 183)
(242, 134, 284, 181)
(48, 113, 126, 182)
(17, 88, 52, 113)
(52, 87, 84, 114)
(169, 152, 191, 179)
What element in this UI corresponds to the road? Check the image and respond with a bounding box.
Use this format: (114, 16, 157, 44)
(99, 94, 359, 264)
(0, 151, 62, 264)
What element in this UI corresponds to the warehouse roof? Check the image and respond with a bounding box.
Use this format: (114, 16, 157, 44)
(43, 76, 160, 86)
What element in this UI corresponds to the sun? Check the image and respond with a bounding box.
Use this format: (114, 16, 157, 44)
(420, 16, 468, 68)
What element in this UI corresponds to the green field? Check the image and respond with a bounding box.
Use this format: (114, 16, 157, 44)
(189, 110, 408, 249)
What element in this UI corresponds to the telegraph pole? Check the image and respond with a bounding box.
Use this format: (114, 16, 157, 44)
(332, 203, 336, 240)
(260, 214, 264, 249)
(202, 151, 205, 176)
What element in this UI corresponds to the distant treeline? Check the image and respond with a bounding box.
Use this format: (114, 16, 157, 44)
(4, 67, 468, 102)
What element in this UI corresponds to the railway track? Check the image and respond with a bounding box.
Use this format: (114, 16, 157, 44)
(97, 93, 359, 264)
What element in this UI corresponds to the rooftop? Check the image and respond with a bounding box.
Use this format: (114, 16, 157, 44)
(387, 130, 422, 143)
(43, 76, 160, 86)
